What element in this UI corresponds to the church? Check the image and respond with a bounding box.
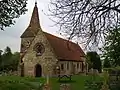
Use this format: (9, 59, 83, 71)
(19, 2, 86, 77)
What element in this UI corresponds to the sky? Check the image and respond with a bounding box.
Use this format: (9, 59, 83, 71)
(0, 0, 61, 53)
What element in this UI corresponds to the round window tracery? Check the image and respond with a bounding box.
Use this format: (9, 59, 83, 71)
(33, 42, 45, 56)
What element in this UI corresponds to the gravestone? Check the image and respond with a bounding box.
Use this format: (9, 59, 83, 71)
(93, 69, 99, 75)
(60, 84, 71, 90)
(88, 68, 99, 75)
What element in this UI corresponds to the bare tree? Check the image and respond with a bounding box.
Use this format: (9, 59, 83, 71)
(49, 0, 120, 48)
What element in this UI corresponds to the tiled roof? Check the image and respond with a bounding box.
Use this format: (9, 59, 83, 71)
(44, 32, 85, 61)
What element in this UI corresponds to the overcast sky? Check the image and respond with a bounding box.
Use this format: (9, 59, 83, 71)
(0, 0, 61, 52)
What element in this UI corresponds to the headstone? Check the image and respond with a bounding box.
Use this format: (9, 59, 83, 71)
(88, 68, 94, 75)
(88, 69, 99, 75)
(93, 69, 99, 75)
(60, 84, 71, 90)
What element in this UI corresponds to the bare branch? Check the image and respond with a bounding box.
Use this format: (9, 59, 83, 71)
(48, 0, 120, 48)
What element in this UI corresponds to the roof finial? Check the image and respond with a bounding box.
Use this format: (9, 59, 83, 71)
(35, 0, 37, 5)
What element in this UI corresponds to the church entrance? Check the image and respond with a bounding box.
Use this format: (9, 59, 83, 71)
(35, 64, 42, 77)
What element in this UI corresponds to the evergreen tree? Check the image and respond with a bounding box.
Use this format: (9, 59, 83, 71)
(102, 28, 120, 67)
(3, 46, 12, 60)
(10, 52, 20, 71)
(2, 46, 13, 71)
(86, 51, 102, 73)
(0, 47, 20, 72)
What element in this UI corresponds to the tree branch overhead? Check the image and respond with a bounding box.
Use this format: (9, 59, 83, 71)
(49, 0, 120, 47)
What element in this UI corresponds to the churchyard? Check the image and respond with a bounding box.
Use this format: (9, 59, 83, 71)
(0, 74, 103, 90)
(1, 68, 120, 90)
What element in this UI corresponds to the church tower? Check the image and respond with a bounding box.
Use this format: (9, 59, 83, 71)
(20, 2, 40, 59)
(19, 2, 58, 77)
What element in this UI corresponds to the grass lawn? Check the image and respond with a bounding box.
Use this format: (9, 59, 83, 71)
(0, 75, 103, 90)
(50, 75, 103, 90)
(0, 76, 45, 90)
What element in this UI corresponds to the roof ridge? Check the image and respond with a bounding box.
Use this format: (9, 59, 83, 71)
(43, 31, 77, 45)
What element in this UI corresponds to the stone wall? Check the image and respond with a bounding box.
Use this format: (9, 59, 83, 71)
(18, 37, 34, 76)
(21, 30, 58, 77)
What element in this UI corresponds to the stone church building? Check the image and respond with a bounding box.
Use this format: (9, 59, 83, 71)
(19, 3, 86, 77)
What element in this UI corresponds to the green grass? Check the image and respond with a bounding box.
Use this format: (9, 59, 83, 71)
(50, 75, 103, 90)
(0, 75, 103, 90)
(0, 76, 46, 90)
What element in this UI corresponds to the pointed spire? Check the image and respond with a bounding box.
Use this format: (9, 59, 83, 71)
(29, 2, 40, 28)
(21, 2, 41, 38)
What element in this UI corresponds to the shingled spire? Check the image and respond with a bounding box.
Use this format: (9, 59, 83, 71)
(21, 2, 40, 38)
(29, 2, 40, 28)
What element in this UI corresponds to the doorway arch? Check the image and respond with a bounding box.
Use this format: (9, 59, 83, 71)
(35, 64, 42, 77)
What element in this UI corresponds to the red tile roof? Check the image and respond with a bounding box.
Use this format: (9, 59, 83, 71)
(44, 32, 85, 61)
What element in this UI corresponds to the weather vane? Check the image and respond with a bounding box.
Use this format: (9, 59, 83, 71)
(35, 0, 37, 5)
